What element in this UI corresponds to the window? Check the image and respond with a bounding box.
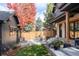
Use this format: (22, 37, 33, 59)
(69, 21, 79, 39)
(70, 22, 74, 31)
(75, 22, 79, 31)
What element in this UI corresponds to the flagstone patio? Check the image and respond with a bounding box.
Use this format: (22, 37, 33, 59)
(49, 47, 79, 56)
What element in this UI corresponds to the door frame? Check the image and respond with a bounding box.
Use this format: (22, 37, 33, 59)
(59, 24, 62, 37)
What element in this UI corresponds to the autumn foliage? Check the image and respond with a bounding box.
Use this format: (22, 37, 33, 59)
(7, 3, 36, 28)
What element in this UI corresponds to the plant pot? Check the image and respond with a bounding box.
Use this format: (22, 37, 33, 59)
(64, 43, 71, 48)
(50, 45, 54, 48)
(54, 46, 59, 50)
(60, 45, 64, 48)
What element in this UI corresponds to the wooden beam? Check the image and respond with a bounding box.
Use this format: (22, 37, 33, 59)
(65, 11, 70, 44)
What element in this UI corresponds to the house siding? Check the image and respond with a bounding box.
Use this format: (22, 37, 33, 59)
(2, 16, 17, 45)
(56, 13, 79, 40)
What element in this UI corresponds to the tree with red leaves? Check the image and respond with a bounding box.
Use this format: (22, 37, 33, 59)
(7, 3, 36, 28)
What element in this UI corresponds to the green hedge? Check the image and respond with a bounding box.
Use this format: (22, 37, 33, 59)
(16, 45, 50, 56)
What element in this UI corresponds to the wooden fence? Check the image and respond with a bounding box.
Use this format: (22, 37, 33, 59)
(21, 30, 54, 40)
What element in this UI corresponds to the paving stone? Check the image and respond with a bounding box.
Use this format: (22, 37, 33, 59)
(49, 48, 68, 56)
(60, 47, 79, 56)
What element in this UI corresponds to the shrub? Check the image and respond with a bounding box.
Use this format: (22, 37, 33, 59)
(16, 45, 50, 56)
(51, 40, 64, 50)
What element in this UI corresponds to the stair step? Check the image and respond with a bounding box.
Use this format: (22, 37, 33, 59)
(60, 47, 79, 56)
(49, 48, 68, 56)
(70, 47, 79, 51)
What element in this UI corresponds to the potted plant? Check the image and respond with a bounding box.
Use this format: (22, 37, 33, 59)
(51, 40, 64, 50)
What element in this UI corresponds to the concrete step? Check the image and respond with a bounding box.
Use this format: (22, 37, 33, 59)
(70, 47, 79, 51)
(44, 45, 68, 56)
(49, 48, 68, 56)
(60, 47, 79, 56)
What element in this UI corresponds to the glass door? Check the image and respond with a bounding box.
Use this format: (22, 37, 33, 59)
(75, 21, 79, 39)
(69, 21, 79, 46)
(59, 24, 62, 37)
(69, 22, 75, 39)
(69, 21, 79, 39)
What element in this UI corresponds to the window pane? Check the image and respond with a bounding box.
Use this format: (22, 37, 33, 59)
(69, 22, 75, 39)
(78, 21, 79, 30)
(70, 23, 74, 31)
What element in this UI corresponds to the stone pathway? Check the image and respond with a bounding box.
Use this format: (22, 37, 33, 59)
(19, 40, 79, 56)
(49, 47, 79, 56)
(60, 47, 79, 56)
(50, 48, 68, 56)
(19, 39, 47, 47)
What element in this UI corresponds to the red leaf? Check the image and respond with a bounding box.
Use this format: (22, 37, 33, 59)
(7, 3, 36, 28)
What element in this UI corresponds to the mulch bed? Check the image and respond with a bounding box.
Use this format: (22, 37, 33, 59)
(3, 46, 21, 56)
